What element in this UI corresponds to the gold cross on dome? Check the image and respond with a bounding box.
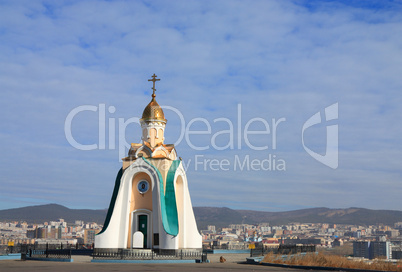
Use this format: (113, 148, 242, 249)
(148, 73, 160, 97)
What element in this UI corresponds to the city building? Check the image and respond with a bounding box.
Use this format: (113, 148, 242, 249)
(392, 250, 402, 260)
(207, 225, 216, 232)
(332, 238, 343, 247)
(370, 241, 391, 259)
(353, 241, 391, 259)
(95, 75, 202, 252)
(84, 229, 100, 245)
(353, 241, 370, 259)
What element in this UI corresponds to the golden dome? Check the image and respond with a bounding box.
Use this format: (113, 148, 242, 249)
(141, 97, 166, 122)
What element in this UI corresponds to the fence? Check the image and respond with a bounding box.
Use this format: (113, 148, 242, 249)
(17, 244, 93, 260)
(0, 244, 29, 255)
(1, 243, 93, 254)
(250, 244, 316, 257)
(250, 246, 273, 257)
(277, 245, 316, 255)
(0, 245, 14, 255)
(203, 244, 249, 251)
(3, 243, 207, 261)
(27, 249, 72, 259)
(93, 248, 207, 261)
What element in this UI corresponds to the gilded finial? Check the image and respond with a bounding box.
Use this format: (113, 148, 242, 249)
(148, 73, 160, 98)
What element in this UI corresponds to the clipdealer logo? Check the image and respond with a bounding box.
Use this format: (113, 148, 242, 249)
(302, 103, 338, 169)
(64, 103, 339, 170)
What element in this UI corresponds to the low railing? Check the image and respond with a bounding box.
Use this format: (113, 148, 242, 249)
(28, 249, 72, 259)
(203, 244, 249, 251)
(2, 243, 93, 255)
(250, 244, 317, 257)
(20, 244, 73, 259)
(250, 247, 274, 257)
(0, 244, 28, 255)
(93, 248, 206, 261)
(278, 245, 316, 255)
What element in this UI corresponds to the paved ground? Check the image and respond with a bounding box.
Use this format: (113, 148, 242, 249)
(0, 260, 329, 272)
(0, 254, 329, 272)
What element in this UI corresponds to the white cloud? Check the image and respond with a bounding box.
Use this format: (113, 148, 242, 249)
(0, 0, 401, 212)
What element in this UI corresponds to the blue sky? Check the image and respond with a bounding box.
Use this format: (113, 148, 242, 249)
(0, 0, 401, 212)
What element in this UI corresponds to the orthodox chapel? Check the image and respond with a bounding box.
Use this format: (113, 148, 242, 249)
(95, 74, 202, 251)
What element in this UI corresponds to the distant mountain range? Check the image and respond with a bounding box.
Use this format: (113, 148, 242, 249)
(0, 204, 107, 225)
(193, 207, 402, 229)
(0, 204, 401, 230)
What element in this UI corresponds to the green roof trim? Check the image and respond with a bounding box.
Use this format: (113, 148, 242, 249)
(97, 158, 180, 237)
(97, 167, 123, 235)
(143, 157, 179, 236)
(165, 159, 180, 236)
